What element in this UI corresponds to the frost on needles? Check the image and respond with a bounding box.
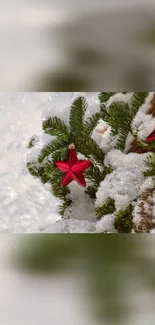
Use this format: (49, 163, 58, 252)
(27, 92, 155, 233)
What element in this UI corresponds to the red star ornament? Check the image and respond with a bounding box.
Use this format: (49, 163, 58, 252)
(146, 129, 155, 142)
(54, 145, 92, 187)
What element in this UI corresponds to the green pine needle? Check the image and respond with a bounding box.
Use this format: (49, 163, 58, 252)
(144, 153, 155, 177)
(42, 117, 69, 137)
(98, 92, 116, 103)
(95, 198, 116, 220)
(69, 96, 88, 137)
(114, 205, 133, 233)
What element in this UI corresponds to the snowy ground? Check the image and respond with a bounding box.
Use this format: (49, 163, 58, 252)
(0, 93, 64, 233)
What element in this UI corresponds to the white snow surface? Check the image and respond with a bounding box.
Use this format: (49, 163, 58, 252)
(96, 214, 117, 233)
(132, 92, 155, 139)
(96, 149, 150, 211)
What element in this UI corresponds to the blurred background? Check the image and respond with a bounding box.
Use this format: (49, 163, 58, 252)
(0, 235, 155, 325)
(1, 0, 155, 90)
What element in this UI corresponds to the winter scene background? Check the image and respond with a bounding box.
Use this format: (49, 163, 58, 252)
(1, 92, 155, 233)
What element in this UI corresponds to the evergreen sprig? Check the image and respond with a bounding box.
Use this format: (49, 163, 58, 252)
(98, 92, 149, 151)
(28, 95, 113, 216)
(42, 116, 70, 137)
(83, 112, 101, 136)
(144, 153, 155, 177)
(114, 204, 133, 233)
(69, 96, 88, 138)
(95, 198, 115, 220)
(99, 92, 116, 104)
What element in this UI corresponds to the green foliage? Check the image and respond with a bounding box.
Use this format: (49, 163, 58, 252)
(129, 92, 148, 114)
(144, 153, 155, 177)
(114, 204, 133, 233)
(83, 112, 101, 136)
(28, 95, 114, 216)
(99, 92, 149, 151)
(69, 96, 88, 138)
(95, 198, 115, 220)
(27, 161, 49, 184)
(38, 138, 69, 163)
(29, 92, 148, 218)
(84, 165, 112, 199)
(137, 139, 155, 151)
(99, 92, 116, 104)
(42, 116, 69, 137)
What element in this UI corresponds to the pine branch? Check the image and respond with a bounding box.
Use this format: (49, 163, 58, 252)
(99, 93, 149, 151)
(76, 137, 105, 165)
(102, 101, 131, 150)
(42, 117, 69, 137)
(137, 139, 155, 151)
(38, 138, 66, 163)
(129, 92, 148, 115)
(27, 162, 50, 184)
(85, 186, 97, 199)
(95, 198, 115, 220)
(84, 165, 104, 187)
(98, 92, 116, 104)
(144, 153, 155, 177)
(69, 96, 88, 137)
(114, 204, 133, 233)
(83, 112, 101, 136)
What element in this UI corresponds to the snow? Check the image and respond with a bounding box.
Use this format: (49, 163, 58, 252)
(96, 149, 149, 211)
(92, 122, 117, 154)
(132, 92, 155, 139)
(106, 92, 133, 107)
(0, 93, 62, 233)
(27, 134, 55, 162)
(96, 214, 116, 233)
(64, 182, 96, 222)
(42, 219, 96, 233)
(42, 92, 100, 124)
(124, 132, 135, 153)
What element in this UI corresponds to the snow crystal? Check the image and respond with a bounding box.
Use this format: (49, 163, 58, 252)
(96, 149, 149, 210)
(96, 214, 116, 233)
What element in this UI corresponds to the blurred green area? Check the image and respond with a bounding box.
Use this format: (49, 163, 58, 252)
(31, 10, 155, 91)
(12, 235, 155, 324)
